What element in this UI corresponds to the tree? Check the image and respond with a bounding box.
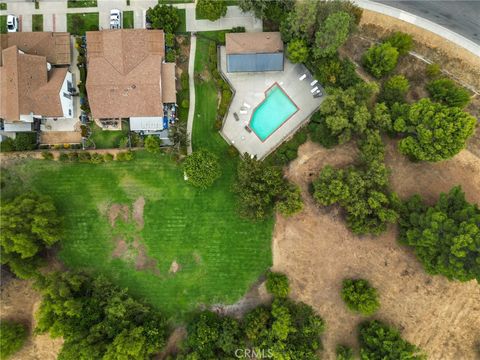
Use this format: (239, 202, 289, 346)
(275, 183, 303, 216)
(0, 320, 28, 359)
(313, 11, 352, 59)
(144, 135, 162, 154)
(196, 0, 227, 21)
(396, 98, 476, 162)
(378, 75, 410, 106)
(312, 55, 361, 89)
(426, 78, 471, 108)
(146, 4, 180, 33)
(370, 103, 393, 134)
(336, 345, 355, 360)
(341, 279, 380, 316)
(35, 272, 169, 360)
(362, 42, 399, 78)
(287, 38, 309, 63)
(317, 82, 378, 144)
(359, 320, 425, 359)
(266, 271, 290, 298)
(398, 186, 480, 282)
(169, 120, 189, 153)
(384, 31, 413, 55)
(239, 0, 294, 28)
(0, 193, 61, 279)
(183, 149, 221, 189)
(234, 154, 294, 220)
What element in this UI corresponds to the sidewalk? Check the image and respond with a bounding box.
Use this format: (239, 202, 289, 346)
(354, 0, 480, 58)
(186, 34, 196, 154)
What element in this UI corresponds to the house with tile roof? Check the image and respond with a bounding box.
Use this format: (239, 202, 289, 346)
(86, 29, 177, 133)
(0, 33, 74, 137)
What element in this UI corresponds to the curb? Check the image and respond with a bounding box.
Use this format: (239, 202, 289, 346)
(354, 0, 480, 58)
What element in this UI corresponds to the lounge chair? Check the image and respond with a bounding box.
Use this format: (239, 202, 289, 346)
(234, 112, 240, 121)
(243, 102, 251, 109)
(244, 125, 252, 133)
(299, 74, 307, 81)
(239, 110, 248, 115)
(310, 87, 319, 94)
(310, 79, 318, 86)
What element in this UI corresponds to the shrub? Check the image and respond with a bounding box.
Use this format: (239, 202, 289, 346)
(103, 153, 114, 161)
(166, 48, 176, 62)
(266, 128, 307, 166)
(78, 151, 91, 162)
(13, 132, 37, 151)
(287, 38, 309, 63)
(230, 26, 245, 33)
(144, 135, 162, 154)
(336, 345, 354, 360)
(426, 78, 471, 108)
(276, 184, 303, 216)
(362, 43, 399, 78)
(165, 33, 175, 48)
(313, 11, 352, 59)
(118, 136, 129, 149)
(266, 272, 290, 298)
(116, 151, 134, 161)
(196, 0, 227, 21)
(426, 63, 441, 78)
(41, 151, 54, 160)
(0, 138, 15, 152)
(308, 112, 339, 148)
(68, 151, 79, 162)
(130, 132, 144, 147)
(183, 149, 221, 189)
(341, 279, 380, 316)
(0, 320, 28, 359)
(359, 320, 425, 359)
(227, 145, 238, 157)
(59, 153, 69, 161)
(90, 152, 104, 164)
(379, 75, 410, 106)
(384, 31, 413, 55)
(181, 99, 190, 109)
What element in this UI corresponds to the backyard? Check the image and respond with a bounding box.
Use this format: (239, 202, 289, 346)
(1, 33, 273, 321)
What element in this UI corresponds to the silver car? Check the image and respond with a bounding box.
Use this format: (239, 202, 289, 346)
(110, 9, 122, 29)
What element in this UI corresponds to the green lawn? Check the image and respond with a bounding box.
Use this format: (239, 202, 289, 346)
(122, 10, 134, 29)
(2, 32, 273, 320)
(0, 2, 7, 10)
(67, 12, 99, 35)
(32, 14, 43, 32)
(159, 0, 194, 3)
(176, 8, 186, 33)
(0, 15, 6, 34)
(90, 121, 129, 149)
(67, 0, 97, 8)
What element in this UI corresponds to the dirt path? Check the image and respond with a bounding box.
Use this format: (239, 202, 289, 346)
(0, 279, 63, 360)
(272, 140, 480, 359)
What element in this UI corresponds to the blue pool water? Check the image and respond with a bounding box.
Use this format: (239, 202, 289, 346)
(250, 85, 298, 141)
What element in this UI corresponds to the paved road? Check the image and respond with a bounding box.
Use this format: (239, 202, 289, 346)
(373, 0, 480, 46)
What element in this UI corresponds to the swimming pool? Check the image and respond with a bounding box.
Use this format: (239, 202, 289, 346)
(249, 84, 299, 141)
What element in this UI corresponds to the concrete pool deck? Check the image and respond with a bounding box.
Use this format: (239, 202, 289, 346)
(219, 46, 325, 159)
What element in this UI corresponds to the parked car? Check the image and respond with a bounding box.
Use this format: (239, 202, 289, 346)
(109, 9, 122, 29)
(7, 15, 19, 32)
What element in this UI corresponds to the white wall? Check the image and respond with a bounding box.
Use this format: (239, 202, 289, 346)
(59, 71, 74, 119)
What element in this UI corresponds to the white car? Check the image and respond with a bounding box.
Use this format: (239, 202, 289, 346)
(7, 15, 19, 33)
(110, 9, 122, 30)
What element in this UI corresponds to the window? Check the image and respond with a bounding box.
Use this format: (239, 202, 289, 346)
(63, 92, 71, 99)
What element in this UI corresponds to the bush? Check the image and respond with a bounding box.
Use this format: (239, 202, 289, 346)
(118, 136, 129, 149)
(313, 11, 352, 59)
(359, 320, 425, 359)
(181, 99, 190, 109)
(13, 132, 37, 151)
(0, 138, 15, 152)
(41, 151, 54, 160)
(362, 42, 399, 78)
(59, 152, 69, 161)
(68, 151, 79, 162)
(0, 320, 28, 359)
(90, 152, 104, 164)
(336, 345, 354, 360)
(266, 271, 290, 298)
(308, 112, 339, 148)
(227, 145, 238, 158)
(384, 31, 413, 55)
(276, 184, 303, 216)
(130, 132, 144, 147)
(378, 75, 410, 106)
(266, 128, 307, 166)
(426, 63, 441, 78)
(165, 33, 175, 48)
(196, 0, 227, 21)
(230, 26, 245, 33)
(287, 38, 309, 63)
(116, 151, 134, 161)
(183, 149, 221, 189)
(144, 135, 162, 154)
(341, 279, 380, 316)
(426, 78, 471, 108)
(78, 151, 91, 162)
(166, 48, 176, 62)
(104, 153, 114, 161)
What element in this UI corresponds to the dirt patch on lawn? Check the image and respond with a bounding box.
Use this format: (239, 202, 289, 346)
(0, 279, 63, 360)
(169, 260, 181, 274)
(156, 326, 187, 360)
(108, 204, 129, 227)
(133, 197, 145, 229)
(272, 140, 480, 359)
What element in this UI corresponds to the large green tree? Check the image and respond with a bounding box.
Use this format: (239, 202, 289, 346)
(341, 279, 380, 316)
(183, 149, 221, 189)
(362, 42, 399, 78)
(35, 272, 169, 359)
(396, 98, 476, 161)
(384, 31, 413, 55)
(398, 186, 480, 282)
(146, 4, 180, 33)
(196, 0, 227, 21)
(0, 320, 28, 359)
(286, 38, 309, 63)
(313, 11, 352, 59)
(378, 75, 410, 106)
(0, 193, 61, 279)
(359, 320, 425, 359)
